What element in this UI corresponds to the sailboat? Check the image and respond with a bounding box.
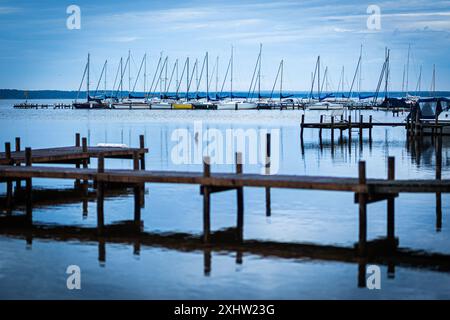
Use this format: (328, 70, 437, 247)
(306, 56, 342, 110)
(73, 54, 108, 109)
(111, 51, 150, 109)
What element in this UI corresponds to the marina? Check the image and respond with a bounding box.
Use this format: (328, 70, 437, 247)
(1, 0, 450, 302)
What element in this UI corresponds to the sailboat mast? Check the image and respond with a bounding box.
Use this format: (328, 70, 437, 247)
(401, 65, 405, 94)
(230, 46, 233, 101)
(216, 56, 219, 95)
(104, 60, 107, 95)
(186, 57, 190, 100)
(87, 53, 90, 100)
(144, 54, 147, 94)
(406, 44, 410, 96)
(358, 45, 363, 97)
(128, 50, 131, 94)
(120, 57, 123, 98)
(258, 44, 262, 99)
(280, 59, 283, 100)
(206, 52, 209, 101)
(317, 56, 320, 99)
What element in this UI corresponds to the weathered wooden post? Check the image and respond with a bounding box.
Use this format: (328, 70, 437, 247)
(236, 152, 244, 243)
(300, 114, 305, 140)
(358, 259, 367, 288)
(348, 115, 352, 151)
(15, 137, 21, 191)
(331, 116, 335, 146)
(81, 138, 89, 213)
(358, 161, 367, 256)
(5, 142, 12, 214)
(97, 155, 105, 234)
(436, 135, 442, 231)
(75, 133, 81, 147)
(387, 157, 395, 244)
(25, 147, 32, 224)
(265, 133, 271, 217)
(369, 115, 373, 142)
(139, 134, 146, 170)
(204, 249, 212, 276)
(359, 115, 363, 148)
(74, 133, 81, 187)
(339, 115, 343, 142)
(319, 115, 323, 141)
(98, 239, 106, 265)
(203, 156, 211, 243)
(133, 151, 141, 229)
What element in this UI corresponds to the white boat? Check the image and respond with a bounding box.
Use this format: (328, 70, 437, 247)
(111, 100, 150, 109)
(151, 102, 172, 109)
(306, 101, 344, 110)
(419, 98, 450, 135)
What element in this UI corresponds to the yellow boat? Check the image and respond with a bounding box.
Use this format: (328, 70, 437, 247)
(172, 103, 193, 109)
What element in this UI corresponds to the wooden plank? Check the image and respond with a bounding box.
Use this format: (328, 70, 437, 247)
(1, 165, 450, 194)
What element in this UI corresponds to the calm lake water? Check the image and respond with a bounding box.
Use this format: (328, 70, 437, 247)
(0, 99, 449, 299)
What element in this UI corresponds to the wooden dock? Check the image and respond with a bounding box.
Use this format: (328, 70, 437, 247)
(300, 113, 450, 146)
(0, 132, 448, 258)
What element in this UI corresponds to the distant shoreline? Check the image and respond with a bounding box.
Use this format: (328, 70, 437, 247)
(1, 89, 449, 100)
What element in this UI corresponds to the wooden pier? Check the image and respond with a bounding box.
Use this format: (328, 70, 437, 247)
(0, 135, 448, 257)
(300, 114, 450, 146)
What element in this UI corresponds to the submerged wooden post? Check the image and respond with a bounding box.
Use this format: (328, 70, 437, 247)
(97, 155, 105, 233)
(300, 114, 305, 140)
(139, 134, 146, 170)
(74, 134, 81, 187)
(15, 137, 21, 191)
(5, 142, 12, 214)
(203, 156, 211, 243)
(265, 133, 271, 217)
(387, 157, 395, 243)
(133, 151, 141, 229)
(359, 115, 363, 148)
(348, 115, 352, 151)
(436, 135, 442, 231)
(358, 161, 367, 256)
(25, 147, 32, 224)
(319, 115, 323, 140)
(236, 152, 244, 243)
(331, 116, 335, 145)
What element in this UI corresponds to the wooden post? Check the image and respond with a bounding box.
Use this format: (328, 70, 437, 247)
(331, 116, 335, 145)
(236, 152, 244, 243)
(203, 156, 211, 243)
(74, 134, 81, 187)
(25, 147, 32, 224)
(358, 161, 367, 256)
(75, 133, 80, 147)
(339, 115, 343, 142)
(348, 115, 352, 151)
(387, 157, 395, 243)
(139, 134, 146, 170)
(300, 114, 305, 140)
(436, 135, 442, 231)
(97, 155, 105, 234)
(319, 115, 323, 140)
(15, 137, 21, 191)
(5, 142, 12, 214)
(369, 115, 373, 142)
(265, 133, 271, 217)
(133, 151, 141, 229)
(204, 249, 212, 276)
(359, 115, 363, 147)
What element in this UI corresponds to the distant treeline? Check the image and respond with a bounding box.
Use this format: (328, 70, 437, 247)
(1, 89, 449, 100)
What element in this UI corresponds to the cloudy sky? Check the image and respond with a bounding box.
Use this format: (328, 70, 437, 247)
(0, 0, 449, 92)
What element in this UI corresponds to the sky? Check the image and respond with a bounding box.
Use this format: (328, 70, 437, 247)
(0, 0, 450, 92)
